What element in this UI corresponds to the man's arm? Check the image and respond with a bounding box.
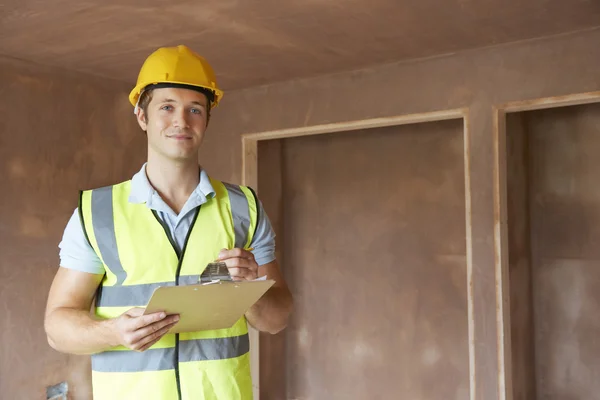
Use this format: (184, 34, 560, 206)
(45, 267, 179, 355)
(217, 249, 293, 334)
(245, 259, 293, 334)
(217, 197, 292, 333)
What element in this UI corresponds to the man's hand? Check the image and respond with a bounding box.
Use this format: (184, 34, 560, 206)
(110, 308, 180, 352)
(217, 248, 259, 281)
(45, 267, 181, 355)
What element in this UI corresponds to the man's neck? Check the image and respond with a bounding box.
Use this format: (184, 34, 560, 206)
(145, 158, 200, 215)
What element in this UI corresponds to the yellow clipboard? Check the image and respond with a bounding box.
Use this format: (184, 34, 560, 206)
(143, 279, 275, 333)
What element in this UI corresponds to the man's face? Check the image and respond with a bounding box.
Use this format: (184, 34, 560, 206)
(136, 87, 209, 163)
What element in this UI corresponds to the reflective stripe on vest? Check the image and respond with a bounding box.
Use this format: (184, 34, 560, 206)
(92, 334, 250, 372)
(91, 186, 128, 284)
(223, 182, 253, 249)
(79, 178, 258, 400)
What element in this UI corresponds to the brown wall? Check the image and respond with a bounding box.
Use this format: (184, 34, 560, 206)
(256, 139, 288, 399)
(202, 28, 600, 399)
(507, 103, 600, 400)
(257, 120, 468, 399)
(3, 26, 600, 400)
(0, 57, 145, 399)
(506, 113, 536, 400)
(525, 104, 600, 400)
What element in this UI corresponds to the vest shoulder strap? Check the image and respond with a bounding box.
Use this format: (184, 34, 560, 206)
(78, 181, 131, 265)
(212, 179, 259, 250)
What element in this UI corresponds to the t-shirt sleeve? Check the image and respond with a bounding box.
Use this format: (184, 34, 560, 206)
(58, 208, 105, 275)
(250, 199, 276, 266)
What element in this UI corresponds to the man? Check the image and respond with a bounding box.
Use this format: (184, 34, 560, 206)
(44, 45, 293, 400)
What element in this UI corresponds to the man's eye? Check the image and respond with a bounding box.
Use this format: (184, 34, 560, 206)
(161, 105, 173, 111)
(191, 108, 202, 114)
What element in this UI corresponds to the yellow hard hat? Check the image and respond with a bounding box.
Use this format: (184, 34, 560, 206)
(129, 45, 224, 109)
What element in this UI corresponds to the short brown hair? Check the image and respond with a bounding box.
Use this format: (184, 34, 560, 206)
(138, 89, 154, 117)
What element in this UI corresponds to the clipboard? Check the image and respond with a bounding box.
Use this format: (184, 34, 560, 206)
(143, 279, 275, 333)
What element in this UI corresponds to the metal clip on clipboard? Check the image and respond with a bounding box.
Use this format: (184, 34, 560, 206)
(199, 262, 233, 284)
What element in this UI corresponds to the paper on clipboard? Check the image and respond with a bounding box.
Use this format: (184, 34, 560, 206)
(143, 279, 275, 333)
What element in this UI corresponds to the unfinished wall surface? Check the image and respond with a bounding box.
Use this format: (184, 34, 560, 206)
(507, 104, 600, 400)
(256, 139, 288, 399)
(201, 28, 600, 399)
(506, 113, 536, 400)
(2, 25, 598, 400)
(525, 104, 600, 400)
(257, 120, 468, 399)
(0, 57, 144, 399)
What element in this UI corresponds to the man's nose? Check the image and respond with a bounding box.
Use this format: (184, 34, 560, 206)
(172, 108, 189, 128)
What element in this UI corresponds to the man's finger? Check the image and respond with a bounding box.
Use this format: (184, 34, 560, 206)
(228, 267, 256, 281)
(223, 261, 258, 276)
(217, 248, 254, 261)
(135, 321, 179, 352)
(137, 336, 163, 353)
(227, 267, 248, 277)
(133, 314, 179, 340)
(124, 307, 146, 317)
(130, 311, 168, 331)
(220, 257, 251, 269)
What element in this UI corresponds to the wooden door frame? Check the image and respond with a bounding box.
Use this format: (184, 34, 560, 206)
(241, 108, 469, 400)
(240, 90, 600, 400)
(492, 91, 600, 400)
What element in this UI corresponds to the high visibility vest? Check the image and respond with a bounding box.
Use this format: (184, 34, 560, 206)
(79, 178, 258, 400)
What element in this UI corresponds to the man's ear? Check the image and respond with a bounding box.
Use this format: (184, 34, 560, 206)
(135, 108, 147, 132)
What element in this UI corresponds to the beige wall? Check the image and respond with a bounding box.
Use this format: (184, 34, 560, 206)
(0, 57, 145, 399)
(506, 112, 537, 400)
(257, 121, 468, 399)
(506, 103, 600, 400)
(2, 26, 600, 400)
(526, 104, 600, 400)
(202, 28, 600, 399)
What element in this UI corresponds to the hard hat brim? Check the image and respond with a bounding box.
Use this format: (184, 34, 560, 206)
(129, 81, 224, 109)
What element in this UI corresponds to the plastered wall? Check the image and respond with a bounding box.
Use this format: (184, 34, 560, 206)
(526, 104, 600, 400)
(257, 121, 468, 399)
(0, 57, 144, 399)
(2, 26, 600, 399)
(203, 28, 600, 399)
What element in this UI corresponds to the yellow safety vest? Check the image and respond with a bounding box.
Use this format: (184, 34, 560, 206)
(79, 178, 258, 400)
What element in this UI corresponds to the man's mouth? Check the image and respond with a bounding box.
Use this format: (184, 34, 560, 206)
(168, 134, 192, 140)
